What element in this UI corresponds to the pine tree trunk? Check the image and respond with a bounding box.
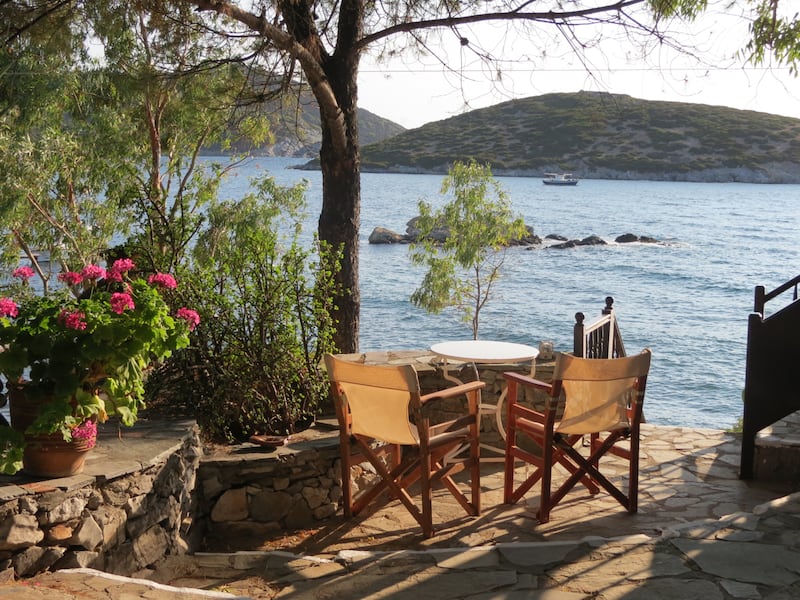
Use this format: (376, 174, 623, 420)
(317, 46, 362, 354)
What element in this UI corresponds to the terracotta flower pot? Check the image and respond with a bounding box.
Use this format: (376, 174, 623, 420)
(8, 387, 96, 478)
(19, 433, 93, 477)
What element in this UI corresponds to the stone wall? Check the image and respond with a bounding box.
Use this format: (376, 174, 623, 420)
(195, 432, 342, 549)
(0, 420, 201, 579)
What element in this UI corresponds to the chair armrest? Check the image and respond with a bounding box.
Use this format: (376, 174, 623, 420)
(503, 371, 552, 392)
(420, 380, 485, 405)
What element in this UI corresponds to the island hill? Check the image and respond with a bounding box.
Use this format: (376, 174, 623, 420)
(345, 91, 800, 184)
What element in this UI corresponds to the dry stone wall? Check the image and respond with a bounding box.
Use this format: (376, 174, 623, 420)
(0, 424, 201, 579)
(195, 436, 343, 547)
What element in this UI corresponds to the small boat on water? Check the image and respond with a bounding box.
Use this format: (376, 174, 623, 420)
(542, 173, 578, 186)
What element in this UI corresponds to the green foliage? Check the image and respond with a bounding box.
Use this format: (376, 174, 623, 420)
(745, 2, 800, 75)
(0, 264, 194, 428)
(147, 177, 340, 442)
(0, 55, 139, 280)
(647, 0, 708, 21)
(410, 160, 527, 339)
(726, 416, 744, 433)
(0, 3, 271, 281)
(0, 427, 24, 475)
(0, 5, 340, 451)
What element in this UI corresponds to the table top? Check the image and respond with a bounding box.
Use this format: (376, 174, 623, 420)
(430, 340, 539, 364)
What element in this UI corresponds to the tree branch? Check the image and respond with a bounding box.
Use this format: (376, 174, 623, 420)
(192, 1, 348, 154)
(357, 0, 648, 50)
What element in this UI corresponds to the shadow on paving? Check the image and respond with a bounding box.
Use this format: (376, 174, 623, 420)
(13, 424, 799, 599)
(200, 425, 793, 557)
(140, 425, 800, 599)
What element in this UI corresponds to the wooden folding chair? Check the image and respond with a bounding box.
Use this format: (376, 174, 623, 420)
(324, 354, 484, 538)
(503, 349, 651, 523)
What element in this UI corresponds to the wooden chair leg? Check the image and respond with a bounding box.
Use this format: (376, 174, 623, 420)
(538, 431, 554, 523)
(421, 451, 433, 538)
(340, 431, 353, 517)
(470, 393, 481, 515)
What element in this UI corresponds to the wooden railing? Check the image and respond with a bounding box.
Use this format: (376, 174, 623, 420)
(574, 296, 626, 359)
(740, 274, 800, 479)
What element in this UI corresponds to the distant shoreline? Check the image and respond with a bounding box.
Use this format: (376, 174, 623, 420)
(292, 160, 800, 184)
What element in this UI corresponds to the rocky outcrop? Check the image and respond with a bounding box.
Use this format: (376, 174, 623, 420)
(539, 232, 662, 249)
(369, 223, 660, 248)
(368, 227, 410, 244)
(615, 233, 659, 244)
(548, 235, 607, 249)
(404, 217, 451, 243)
(369, 218, 541, 245)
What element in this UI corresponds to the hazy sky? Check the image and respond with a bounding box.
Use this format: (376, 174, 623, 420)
(356, 4, 800, 129)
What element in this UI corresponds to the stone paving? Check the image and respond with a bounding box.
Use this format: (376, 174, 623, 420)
(3, 423, 800, 599)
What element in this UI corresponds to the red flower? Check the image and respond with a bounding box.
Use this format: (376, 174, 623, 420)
(107, 258, 136, 282)
(58, 271, 83, 286)
(71, 420, 97, 449)
(0, 298, 18, 318)
(148, 273, 178, 289)
(110, 292, 135, 314)
(177, 307, 200, 331)
(12, 266, 34, 280)
(81, 264, 107, 280)
(59, 309, 87, 331)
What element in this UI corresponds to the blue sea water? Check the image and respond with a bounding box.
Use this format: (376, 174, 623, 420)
(225, 156, 800, 432)
(2, 156, 796, 432)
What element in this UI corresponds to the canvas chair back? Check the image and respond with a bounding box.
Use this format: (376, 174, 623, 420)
(554, 350, 651, 435)
(324, 355, 421, 445)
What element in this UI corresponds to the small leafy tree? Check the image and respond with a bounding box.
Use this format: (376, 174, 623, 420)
(0, 54, 138, 284)
(410, 160, 528, 340)
(148, 176, 340, 442)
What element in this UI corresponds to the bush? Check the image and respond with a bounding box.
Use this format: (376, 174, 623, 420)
(146, 177, 339, 442)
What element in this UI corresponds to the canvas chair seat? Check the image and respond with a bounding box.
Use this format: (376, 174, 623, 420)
(325, 354, 484, 538)
(503, 349, 651, 523)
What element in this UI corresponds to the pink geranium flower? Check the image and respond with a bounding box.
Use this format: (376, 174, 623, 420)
(59, 309, 87, 331)
(148, 273, 178, 289)
(58, 271, 83, 286)
(81, 264, 107, 280)
(111, 258, 135, 273)
(177, 307, 200, 331)
(71, 420, 97, 449)
(110, 292, 135, 314)
(12, 266, 35, 280)
(107, 258, 136, 282)
(0, 298, 18, 318)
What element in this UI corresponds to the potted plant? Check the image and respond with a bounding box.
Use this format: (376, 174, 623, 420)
(0, 259, 199, 476)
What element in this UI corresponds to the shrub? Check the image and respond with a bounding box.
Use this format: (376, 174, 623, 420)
(147, 177, 339, 442)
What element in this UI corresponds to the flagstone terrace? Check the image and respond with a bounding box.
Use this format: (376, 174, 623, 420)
(0, 349, 797, 588)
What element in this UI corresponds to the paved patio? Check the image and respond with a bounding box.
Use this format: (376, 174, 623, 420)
(5, 423, 799, 599)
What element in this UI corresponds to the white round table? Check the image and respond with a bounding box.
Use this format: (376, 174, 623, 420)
(430, 340, 540, 364)
(430, 340, 539, 461)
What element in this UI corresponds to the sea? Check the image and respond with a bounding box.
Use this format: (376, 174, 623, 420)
(220, 156, 800, 432)
(2, 156, 798, 432)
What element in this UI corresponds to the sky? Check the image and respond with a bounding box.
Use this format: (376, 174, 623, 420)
(356, 3, 800, 129)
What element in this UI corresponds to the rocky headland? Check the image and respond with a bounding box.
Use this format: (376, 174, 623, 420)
(355, 91, 800, 184)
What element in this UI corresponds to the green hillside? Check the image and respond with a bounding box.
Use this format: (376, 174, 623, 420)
(359, 91, 800, 183)
(205, 89, 405, 157)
